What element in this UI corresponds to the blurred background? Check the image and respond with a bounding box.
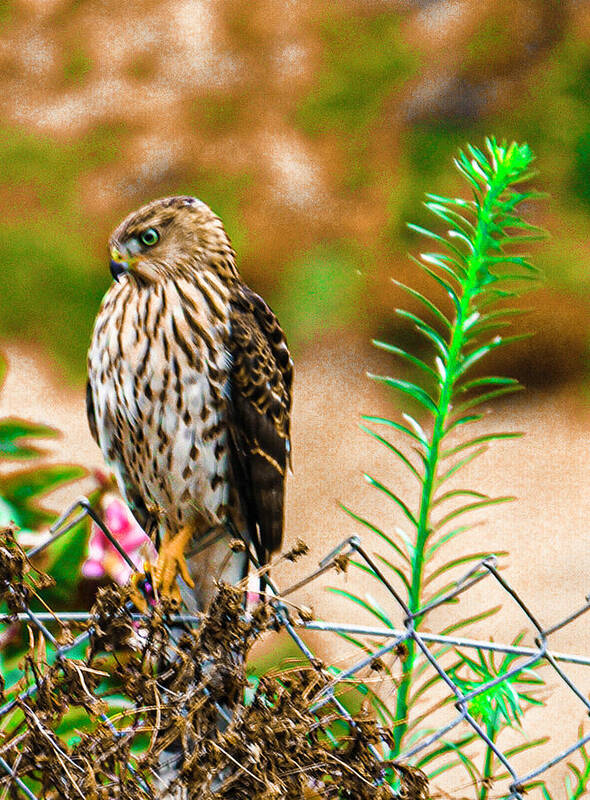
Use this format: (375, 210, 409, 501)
(2, 0, 590, 616)
(2, 0, 590, 619)
(3, 0, 590, 793)
(3, 0, 590, 380)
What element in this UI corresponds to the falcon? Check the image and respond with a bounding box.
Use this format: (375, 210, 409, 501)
(86, 196, 293, 610)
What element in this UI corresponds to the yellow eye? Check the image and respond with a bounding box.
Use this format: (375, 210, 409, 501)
(140, 228, 159, 247)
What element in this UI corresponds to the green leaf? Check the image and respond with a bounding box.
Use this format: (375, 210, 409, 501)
(360, 423, 422, 482)
(394, 308, 450, 358)
(0, 464, 86, 529)
(461, 318, 513, 343)
(402, 412, 429, 445)
(372, 554, 411, 594)
(447, 227, 475, 253)
(360, 415, 426, 447)
(425, 523, 479, 560)
(42, 516, 90, 609)
(405, 694, 459, 735)
(440, 604, 501, 636)
(391, 278, 451, 329)
(339, 503, 410, 563)
(394, 526, 416, 561)
(0, 495, 23, 527)
(502, 737, 549, 759)
(367, 374, 438, 415)
(363, 473, 419, 527)
(334, 630, 376, 658)
(421, 251, 467, 282)
(469, 307, 530, 329)
(454, 383, 525, 413)
(436, 446, 488, 486)
(0, 418, 57, 460)
(454, 155, 484, 192)
(416, 258, 462, 310)
(424, 193, 474, 211)
(371, 340, 439, 382)
(409, 664, 462, 709)
(418, 736, 482, 787)
(442, 431, 523, 458)
(424, 551, 506, 587)
(432, 488, 488, 508)
(424, 580, 462, 605)
(424, 201, 476, 237)
(457, 375, 521, 394)
(468, 142, 492, 173)
(406, 222, 470, 265)
(457, 334, 532, 377)
(326, 588, 393, 627)
(435, 495, 515, 530)
(483, 254, 540, 274)
(443, 412, 483, 436)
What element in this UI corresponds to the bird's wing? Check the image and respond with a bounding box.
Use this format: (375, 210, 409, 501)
(227, 284, 293, 564)
(86, 379, 99, 446)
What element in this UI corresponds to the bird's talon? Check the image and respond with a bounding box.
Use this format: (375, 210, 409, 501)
(152, 526, 195, 602)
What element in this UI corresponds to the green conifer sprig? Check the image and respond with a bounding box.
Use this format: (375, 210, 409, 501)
(337, 138, 547, 783)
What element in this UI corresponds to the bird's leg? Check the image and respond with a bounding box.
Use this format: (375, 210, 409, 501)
(153, 526, 195, 603)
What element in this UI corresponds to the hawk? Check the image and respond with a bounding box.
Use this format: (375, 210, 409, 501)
(86, 196, 293, 610)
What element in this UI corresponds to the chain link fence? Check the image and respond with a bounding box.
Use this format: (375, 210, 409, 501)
(1, 497, 589, 798)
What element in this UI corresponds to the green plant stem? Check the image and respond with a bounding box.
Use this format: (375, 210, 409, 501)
(570, 752, 590, 800)
(391, 163, 507, 756)
(480, 713, 499, 800)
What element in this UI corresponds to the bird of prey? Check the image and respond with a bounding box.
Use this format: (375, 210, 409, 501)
(86, 196, 292, 610)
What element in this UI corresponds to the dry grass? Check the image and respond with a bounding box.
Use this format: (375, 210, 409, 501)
(0, 525, 429, 799)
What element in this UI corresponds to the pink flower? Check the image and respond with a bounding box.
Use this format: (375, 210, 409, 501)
(83, 495, 156, 585)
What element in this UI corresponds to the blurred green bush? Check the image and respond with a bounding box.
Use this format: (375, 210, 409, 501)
(0, 1, 589, 383)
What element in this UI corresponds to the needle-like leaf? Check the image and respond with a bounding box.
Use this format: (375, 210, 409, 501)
(346, 138, 545, 768)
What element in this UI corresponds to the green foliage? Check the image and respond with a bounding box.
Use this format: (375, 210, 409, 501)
(297, 12, 413, 136)
(0, 124, 119, 208)
(273, 240, 366, 349)
(450, 642, 544, 730)
(0, 353, 93, 760)
(339, 138, 551, 791)
(63, 46, 93, 86)
(0, 0, 13, 24)
(0, 125, 120, 377)
(0, 351, 88, 598)
(449, 638, 545, 799)
(0, 464, 85, 531)
(297, 11, 415, 188)
(542, 730, 590, 800)
(0, 418, 55, 460)
(193, 91, 244, 135)
(0, 357, 84, 531)
(0, 124, 256, 378)
(572, 128, 590, 205)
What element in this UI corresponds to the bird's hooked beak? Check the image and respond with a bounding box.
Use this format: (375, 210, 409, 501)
(109, 246, 131, 282)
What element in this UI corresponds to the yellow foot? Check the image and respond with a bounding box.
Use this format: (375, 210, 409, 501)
(152, 526, 195, 603)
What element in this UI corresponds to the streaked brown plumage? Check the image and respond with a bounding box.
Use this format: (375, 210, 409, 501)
(87, 196, 292, 609)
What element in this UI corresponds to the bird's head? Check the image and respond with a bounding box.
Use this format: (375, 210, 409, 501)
(108, 196, 238, 285)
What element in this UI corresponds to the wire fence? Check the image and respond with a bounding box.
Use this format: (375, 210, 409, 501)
(1, 497, 590, 798)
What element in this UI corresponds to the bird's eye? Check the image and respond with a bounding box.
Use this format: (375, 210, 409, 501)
(140, 228, 159, 247)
